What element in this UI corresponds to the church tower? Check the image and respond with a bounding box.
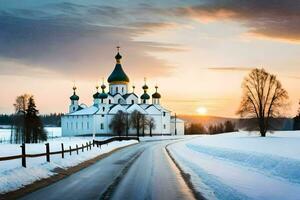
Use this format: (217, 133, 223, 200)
(69, 86, 79, 113)
(107, 46, 129, 95)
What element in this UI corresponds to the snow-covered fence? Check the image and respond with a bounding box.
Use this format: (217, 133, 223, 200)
(0, 136, 139, 168)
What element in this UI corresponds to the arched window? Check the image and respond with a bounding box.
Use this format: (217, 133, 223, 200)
(102, 107, 105, 111)
(118, 98, 122, 104)
(122, 87, 124, 93)
(131, 100, 134, 104)
(116, 87, 119, 93)
(109, 99, 111, 104)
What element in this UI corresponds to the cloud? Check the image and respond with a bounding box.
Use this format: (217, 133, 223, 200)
(174, 0, 300, 42)
(207, 67, 253, 72)
(0, 3, 182, 80)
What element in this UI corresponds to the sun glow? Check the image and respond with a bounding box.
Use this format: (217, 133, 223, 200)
(196, 106, 207, 115)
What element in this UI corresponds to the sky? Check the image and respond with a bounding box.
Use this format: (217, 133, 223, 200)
(0, 0, 300, 117)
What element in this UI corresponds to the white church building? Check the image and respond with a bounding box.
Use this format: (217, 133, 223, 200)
(61, 48, 184, 136)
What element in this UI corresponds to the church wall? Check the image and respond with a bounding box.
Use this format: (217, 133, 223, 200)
(125, 95, 138, 104)
(170, 120, 185, 135)
(109, 84, 128, 95)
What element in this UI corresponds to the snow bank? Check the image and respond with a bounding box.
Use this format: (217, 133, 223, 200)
(168, 131, 300, 200)
(0, 137, 138, 194)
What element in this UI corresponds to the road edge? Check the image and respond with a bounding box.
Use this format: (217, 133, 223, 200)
(165, 138, 206, 200)
(0, 142, 138, 200)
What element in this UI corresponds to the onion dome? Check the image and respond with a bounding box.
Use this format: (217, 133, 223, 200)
(142, 84, 149, 90)
(101, 84, 106, 90)
(107, 47, 129, 84)
(141, 78, 150, 100)
(142, 77, 149, 90)
(99, 84, 108, 99)
(93, 85, 101, 99)
(141, 92, 150, 100)
(152, 86, 161, 99)
(70, 86, 79, 101)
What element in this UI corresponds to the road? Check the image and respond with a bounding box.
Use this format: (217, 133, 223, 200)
(20, 139, 195, 200)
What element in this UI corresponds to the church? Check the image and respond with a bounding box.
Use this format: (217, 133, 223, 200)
(61, 48, 184, 136)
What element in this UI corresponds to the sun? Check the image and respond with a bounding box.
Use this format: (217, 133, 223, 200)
(196, 106, 207, 115)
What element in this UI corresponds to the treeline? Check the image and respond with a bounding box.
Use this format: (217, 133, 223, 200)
(0, 113, 62, 127)
(185, 120, 237, 135)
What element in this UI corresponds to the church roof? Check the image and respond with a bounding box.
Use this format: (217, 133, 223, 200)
(123, 93, 138, 99)
(107, 51, 129, 83)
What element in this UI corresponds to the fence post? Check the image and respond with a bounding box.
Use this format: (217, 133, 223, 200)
(21, 143, 26, 168)
(61, 143, 64, 159)
(45, 143, 50, 162)
(89, 141, 92, 150)
(76, 144, 79, 155)
(86, 142, 88, 151)
(93, 140, 95, 147)
(82, 144, 84, 152)
(69, 146, 72, 156)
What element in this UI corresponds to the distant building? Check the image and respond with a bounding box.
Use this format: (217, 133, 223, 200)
(61, 47, 184, 136)
(170, 117, 185, 135)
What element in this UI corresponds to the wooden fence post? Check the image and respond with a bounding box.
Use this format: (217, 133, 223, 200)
(82, 144, 84, 152)
(89, 141, 92, 150)
(21, 143, 26, 168)
(93, 140, 95, 147)
(86, 142, 88, 151)
(45, 143, 50, 162)
(61, 143, 64, 159)
(76, 144, 79, 155)
(69, 146, 72, 156)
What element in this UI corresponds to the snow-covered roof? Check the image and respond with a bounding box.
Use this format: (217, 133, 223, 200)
(68, 106, 99, 115)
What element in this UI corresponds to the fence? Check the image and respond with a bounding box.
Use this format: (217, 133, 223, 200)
(0, 136, 139, 168)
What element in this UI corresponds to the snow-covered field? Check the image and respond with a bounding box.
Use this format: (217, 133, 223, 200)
(168, 131, 300, 200)
(0, 126, 62, 142)
(0, 137, 138, 194)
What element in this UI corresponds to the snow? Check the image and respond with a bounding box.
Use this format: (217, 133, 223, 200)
(0, 137, 138, 194)
(0, 127, 62, 142)
(168, 131, 300, 200)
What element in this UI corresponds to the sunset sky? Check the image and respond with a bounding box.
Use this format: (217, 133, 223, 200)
(0, 0, 300, 117)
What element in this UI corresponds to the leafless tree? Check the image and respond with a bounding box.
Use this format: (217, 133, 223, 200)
(109, 111, 126, 137)
(237, 68, 289, 137)
(145, 117, 156, 137)
(129, 110, 144, 137)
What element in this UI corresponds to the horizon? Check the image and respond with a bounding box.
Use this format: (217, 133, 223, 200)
(1, 1, 300, 117)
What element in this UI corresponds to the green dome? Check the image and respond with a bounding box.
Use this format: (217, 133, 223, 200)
(107, 52, 129, 83)
(99, 92, 108, 99)
(93, 92, 100, 99)
(141, 92, 150, 100)
(70, 93, 79, 101)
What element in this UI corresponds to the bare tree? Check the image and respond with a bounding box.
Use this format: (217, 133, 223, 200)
(109, 111, 126, 137)
(12, 94, 30, 143)
(237, 68, 289, 137)
(145, 117, 156, 137)
(129, 110, 144, 137)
